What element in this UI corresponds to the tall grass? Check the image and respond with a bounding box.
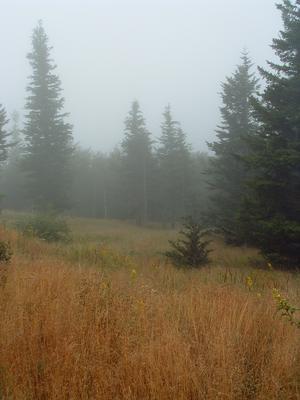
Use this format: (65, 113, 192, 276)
(0, 216, 299, 399)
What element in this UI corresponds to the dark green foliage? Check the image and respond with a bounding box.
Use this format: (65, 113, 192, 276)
(165, 217, 211, 268)
(207, 52, 259, 244)
(121, 101, 153, 225)
(15, 213, 70, 242)
(157, 105, 191, 225)
(242, 0, 300, 268)
(23, 21, 73, 211)
(0, 241, 12, 264)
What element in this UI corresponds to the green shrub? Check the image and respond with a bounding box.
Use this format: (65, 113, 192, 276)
(15, 213, 70, 243)
(165, 217, 211, 268)
(0, 241, 12, 264)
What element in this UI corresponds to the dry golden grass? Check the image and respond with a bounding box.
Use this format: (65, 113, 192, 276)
(0, 215, 299, 399)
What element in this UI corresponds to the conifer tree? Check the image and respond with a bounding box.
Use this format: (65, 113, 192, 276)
(207, 52, 259, 243)
(165, 217, 211, 268)
(121, 101, 153, 225)
(8, 111, 23, 163)
(0, 104, 10, 209)
(23, 21, 73, 211)
(1, 111, 27, 210)
(242, 0, 300, 267)
(0, 105, 10, 166)
(157, 105, 191, 225)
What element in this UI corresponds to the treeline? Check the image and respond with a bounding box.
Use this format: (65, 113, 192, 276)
(1, 101, 211, 224)
(0, 22, 210, 224)
(68, 106, 210, 224)
(1, 1, 300, 268)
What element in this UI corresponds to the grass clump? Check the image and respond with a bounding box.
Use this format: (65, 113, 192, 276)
(15, 213, 70, 243)
(165, 217, 211, 268)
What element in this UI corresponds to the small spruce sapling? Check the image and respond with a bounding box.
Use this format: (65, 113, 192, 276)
(165, 217, 211, 268)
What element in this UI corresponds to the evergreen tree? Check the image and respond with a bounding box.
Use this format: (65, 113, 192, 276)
(2, 111, 28, 210)
(8, 111, 23, 163)
(23, 21, 73, 211)
(0, 104, 10, 209)
(0, 105, 10, 166)
(187, 152, 211, 220)
(157, 105, 191, 225)
(242, 0, 300, 268)
(165, 217, 211, 268)
(207, 52, 259, 243)
(121, 101, 153, 225)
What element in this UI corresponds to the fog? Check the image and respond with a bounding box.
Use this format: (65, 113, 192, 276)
(1, 0, 281, 152)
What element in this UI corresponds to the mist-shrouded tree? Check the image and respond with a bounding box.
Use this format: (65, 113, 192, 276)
(187, 152, 211, 220)
(157, 105, 191, 226)
(8, 111, 23, 162)
(0, 105, 10, 167)
(1, 111, 28, 210)
(241, 0, 300, 268)
(69, 148, 96, 217)
(23, 21, 73, 211)
(70, 147, 128, 219)
(0, 104, 10, 209)
(207, 51, 259, 244)
(121, 101, 153, 225)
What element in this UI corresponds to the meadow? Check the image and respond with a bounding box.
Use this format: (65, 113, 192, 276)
(0, 212, 299, 399)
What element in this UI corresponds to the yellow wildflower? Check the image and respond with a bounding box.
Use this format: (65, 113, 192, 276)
(246, 275, 254, 290)
(130, 268, 137, 282)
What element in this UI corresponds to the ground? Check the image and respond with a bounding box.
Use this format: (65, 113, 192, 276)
(0, 211, 299, 399)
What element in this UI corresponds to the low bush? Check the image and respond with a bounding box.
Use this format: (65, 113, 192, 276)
(15, 213, 70, 243)
(0, 240, 12, 264)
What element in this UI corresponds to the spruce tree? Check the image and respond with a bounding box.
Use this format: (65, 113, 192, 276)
(2, 111, 27, 210)
(165, 217, 211, 268)
(242, 0, 300, 268)
(0, 105, 10, 166)
(121, 101, 153, 225)
(0, 104, 10, 209)
(157, 105, 191, 225)
(8, 111, 23, 163)
(207, 52, 259, 244)
(23, 21, 73, 211)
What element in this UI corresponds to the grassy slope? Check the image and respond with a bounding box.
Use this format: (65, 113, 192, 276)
(0, 212, 299, 399)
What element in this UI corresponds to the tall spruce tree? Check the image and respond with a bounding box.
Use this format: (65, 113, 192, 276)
(23, 21, 73, 211)
(157, 105, 191, 225)
(242, 0, 300, 268)
(207, 52, 259, 244)
(121, 101, 153, 225)
(0, 105, 10, 166)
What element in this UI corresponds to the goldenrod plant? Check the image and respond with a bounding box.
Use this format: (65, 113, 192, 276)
(273, 289, 300, 329)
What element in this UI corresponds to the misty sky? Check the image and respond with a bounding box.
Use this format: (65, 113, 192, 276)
(1, 0, 282, 152)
